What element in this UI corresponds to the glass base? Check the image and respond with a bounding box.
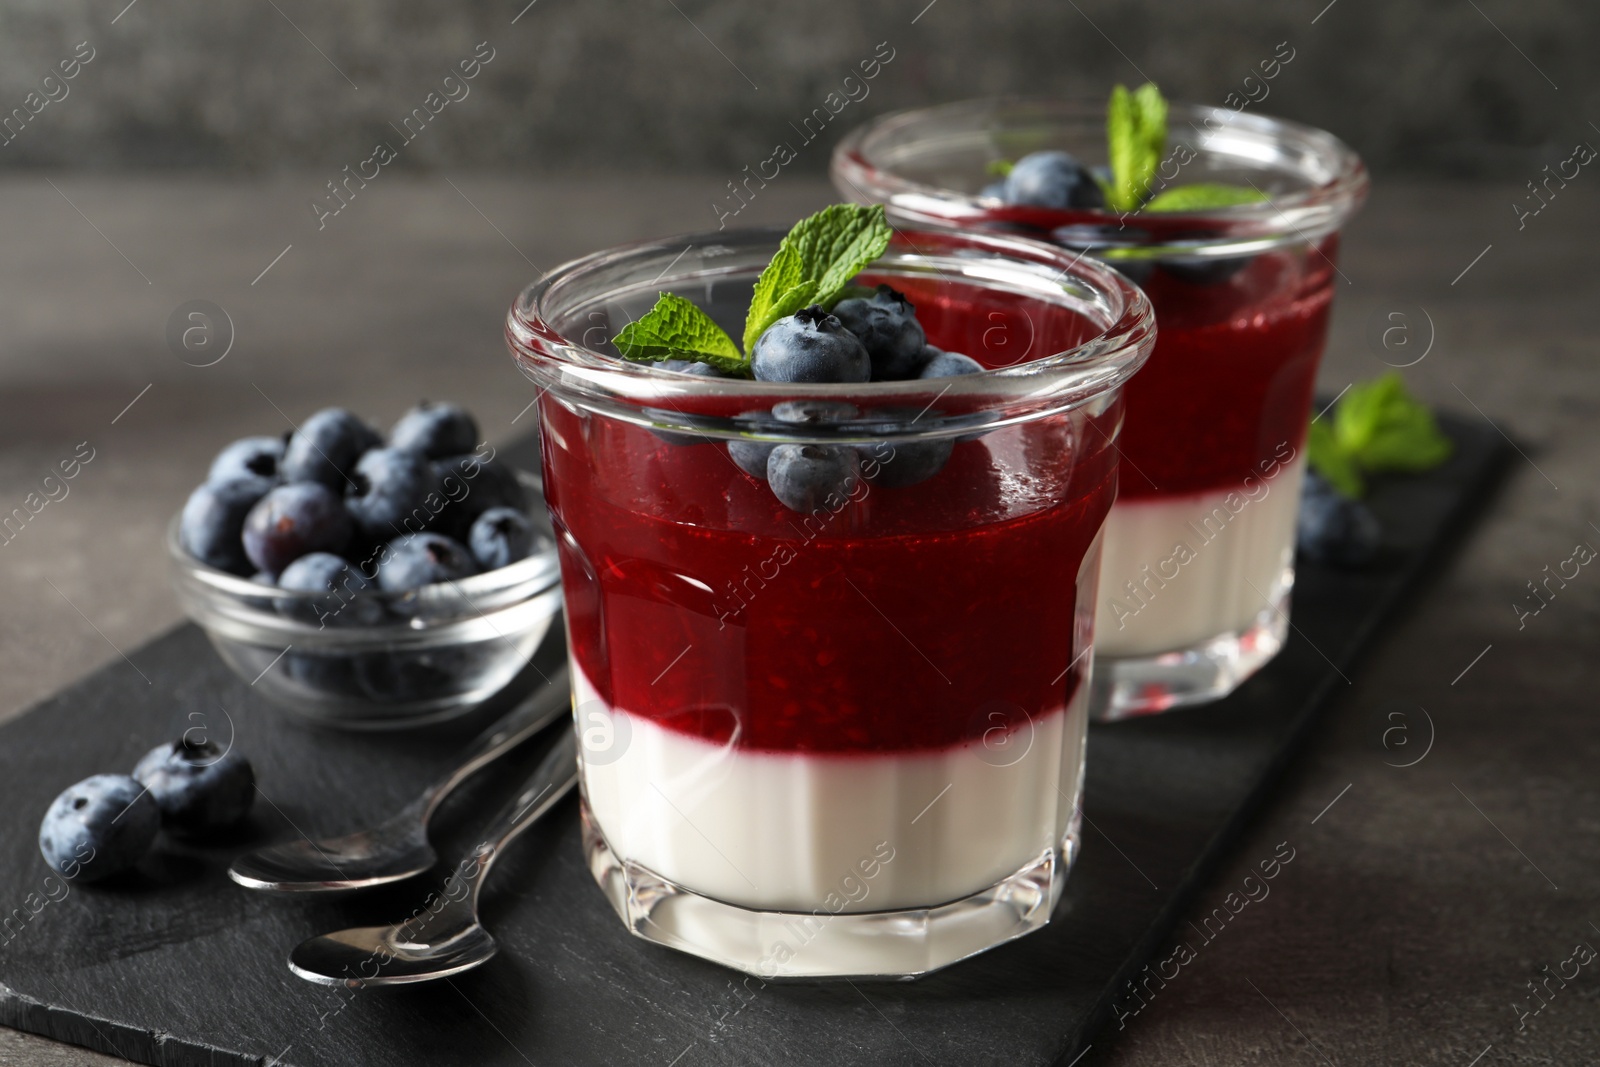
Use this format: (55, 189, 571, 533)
(579, 797, 1081, 980)
(1090, 569, 1292, 722)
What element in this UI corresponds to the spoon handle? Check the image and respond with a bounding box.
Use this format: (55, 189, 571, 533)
(452, 730, 579, 907)
(416, 663, 571, 822)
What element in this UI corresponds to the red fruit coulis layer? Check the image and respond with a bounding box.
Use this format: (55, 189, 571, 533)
(539, 284, 1117, 755)
(966, 208, 1341, 498)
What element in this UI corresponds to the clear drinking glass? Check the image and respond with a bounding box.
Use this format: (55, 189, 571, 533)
(506, 225, 1154, 977)
(833, 97, 1368, 720)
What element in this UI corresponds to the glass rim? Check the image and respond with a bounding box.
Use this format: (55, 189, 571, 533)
(504, 223, 1156, 440)
(831, 96, 1369, 249)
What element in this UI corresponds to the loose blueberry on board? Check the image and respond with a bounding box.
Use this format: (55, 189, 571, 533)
(241, 482, 353, 576)
(469, 507, 537, 570)
(207, 435, 286, 490)
(344, 447, 438, 543)
(432, 454, 529, 534)
(180, 478, 271, 574)
(766, 444, 862, 513)
(1003, 151, 1105, 210)
(1297, 472, 1381, 567)
(830, 285, 928, 380)
(280, 408, 382, 489)
(38, 774, 160, 882)
(659, 359, 727, 377)
(276, 551, 386, 627)
(378, 532, 479, 593)
(132, 740, 255, 837)
(919, 349, 985, 379)
(389, 401, 480, 460)
(751, 305, 872, 384)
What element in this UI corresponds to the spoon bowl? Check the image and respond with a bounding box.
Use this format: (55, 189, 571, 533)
(230, 816, 436, 892)
(288, 730, 578, 987)
(289, 917, 499, 987)
(229, 665, 569, 894)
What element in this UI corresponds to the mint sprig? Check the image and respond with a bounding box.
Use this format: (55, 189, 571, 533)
(613, 292, 744, 373)
(742, 204, 892, 354)
(1106, 83, 1167, 212)
(1146, 183, 1269, 212)
(1100, 83, 1271, 214)
(1308, 373, 1453, 498)
(613, 204, 893, 374)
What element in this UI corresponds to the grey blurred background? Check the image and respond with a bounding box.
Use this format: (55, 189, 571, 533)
(0, 0, 1593, 177)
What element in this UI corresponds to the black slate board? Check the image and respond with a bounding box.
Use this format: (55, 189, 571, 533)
(0, 416, 1508, 1067)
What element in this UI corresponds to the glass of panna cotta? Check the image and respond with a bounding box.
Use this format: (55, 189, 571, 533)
(506, 225, 1154, 978)
(833, 98, 1368, 720)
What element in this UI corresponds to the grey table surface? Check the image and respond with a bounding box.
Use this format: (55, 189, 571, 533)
(0, 174, 1593, 1066)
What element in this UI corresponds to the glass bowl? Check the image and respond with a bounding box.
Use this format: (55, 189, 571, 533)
(167, 471, 563, 730)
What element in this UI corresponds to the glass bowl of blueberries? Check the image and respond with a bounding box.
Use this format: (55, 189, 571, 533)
(168, 401, 562, 729)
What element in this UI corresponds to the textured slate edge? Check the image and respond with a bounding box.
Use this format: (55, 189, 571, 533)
(0, 980, 266, 1067)
(1060, 416, 1515, 1064)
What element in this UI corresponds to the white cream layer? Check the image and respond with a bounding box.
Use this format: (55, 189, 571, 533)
(577, 666, 1087, 913)
(1095, 455, 1304, 658)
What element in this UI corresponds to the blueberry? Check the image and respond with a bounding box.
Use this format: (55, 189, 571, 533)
(207, 435, 286, 489)
(283, 650, 358, 693)
(1297, 473, 1380, 567)
(1049, 225, 1156, 285)
(355, 647, 484, 702)
(829, 285, 928, 380)
(132, 740, 254, 837)
(751, 305, 871, 384)
(659, 359, 727, 377)
(377, 532, 478, 593)
(766, 445, 861, 513)
(344, 447, 438, 543)
(432, 454, 529, 534)
(729, 402, 859, 481)
(469, 507, 537, 570)
(919, 349, 985, 379)
(38, 774, 158, 882)
(241, 482, 353, 576)
(1159, 254, 1251, 285)
(389, 401, 479, 460)
(729, 411, 780, 480)
(280, 408, 381, 489)
(856, 410, 955, 489)
(1003, 151, 1105, 210)
(277, 551, 386, 627)
(180, 478, 271, 574)
(980, 181, 1008, 200)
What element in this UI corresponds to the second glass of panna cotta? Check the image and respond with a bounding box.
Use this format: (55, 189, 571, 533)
(506, 226, 1154, 978)
(833, 98, 1368, 720)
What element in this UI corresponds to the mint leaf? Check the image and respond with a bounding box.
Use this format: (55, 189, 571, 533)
(986, 159, 1014, 177)
(1146, 183, 1269, 212)
(1306, 419, 1364, 497)
(742, 204, 893, 354)
(1105, 82, 1168, 212)
(1334, 372, 1452, 473)
(1308, 372, 1453, 498)
(614, 292, 746, 374)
